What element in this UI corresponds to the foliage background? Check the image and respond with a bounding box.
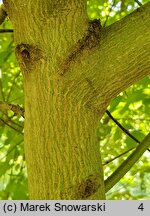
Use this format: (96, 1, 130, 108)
(0, 0, 149, 199)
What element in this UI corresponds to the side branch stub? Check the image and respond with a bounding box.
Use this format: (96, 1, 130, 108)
(59, 19, 102, 76)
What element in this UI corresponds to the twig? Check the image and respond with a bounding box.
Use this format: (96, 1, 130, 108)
(103, 0, 116, 27)
(0, 79, 5, 101)
(1, 111, 24, 128)
(134, 0, 143, 6)
(103, 147, 135, 165)
(6, 72, 21, 101)
(0, 139, 23, 161)
(0, 101, 25, 117)
(105, 132, 150, 192)
(0, 117, 23, 134)
(106, 110, 150, 152)
(0, 29, 13, 33)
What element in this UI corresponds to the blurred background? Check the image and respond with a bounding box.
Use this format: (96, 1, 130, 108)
(0, 0, 149, 199)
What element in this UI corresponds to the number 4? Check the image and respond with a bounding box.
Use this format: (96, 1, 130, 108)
(138, 203, 144, 211)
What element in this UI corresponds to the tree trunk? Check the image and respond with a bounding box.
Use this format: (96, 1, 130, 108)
(3, 0, 150, 199)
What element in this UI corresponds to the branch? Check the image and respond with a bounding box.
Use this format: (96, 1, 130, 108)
(103, 3, 150, 99)
(84, 3, 150, 109)
(104, 132, 150, 192)
(0, 101, 25, 117)
(101, 3, 150, 99)
(0, 4, 7, 25)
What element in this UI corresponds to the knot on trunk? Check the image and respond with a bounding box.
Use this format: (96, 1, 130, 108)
(61, 174, 101, 199)
(75, 174, 101, 199)
(16, 44, 45, 73)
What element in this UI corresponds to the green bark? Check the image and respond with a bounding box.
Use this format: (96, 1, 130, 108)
(3, 0, 150, 199)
